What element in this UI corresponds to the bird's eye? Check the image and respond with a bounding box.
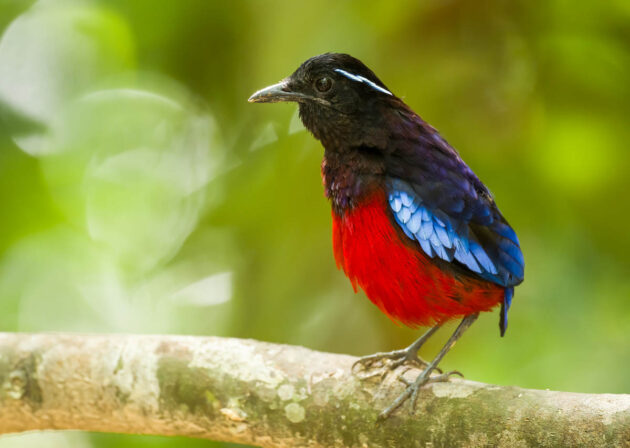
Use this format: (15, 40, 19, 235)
(314, 76, 333, 92)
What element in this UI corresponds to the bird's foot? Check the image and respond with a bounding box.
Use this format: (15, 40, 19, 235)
(377, 369, 463, 421)
(352, 345, 439, 380)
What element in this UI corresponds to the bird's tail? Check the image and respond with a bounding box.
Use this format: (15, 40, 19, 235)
(499, 287, 514, 337)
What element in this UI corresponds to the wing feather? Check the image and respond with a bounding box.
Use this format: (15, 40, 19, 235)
(388, 179, 523, 287)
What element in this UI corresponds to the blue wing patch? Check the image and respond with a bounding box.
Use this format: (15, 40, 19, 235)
(387, 180, 524, 292)
(389, 189, 498, 276)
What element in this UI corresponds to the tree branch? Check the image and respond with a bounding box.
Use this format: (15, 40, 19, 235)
(0, 333, 628, 447)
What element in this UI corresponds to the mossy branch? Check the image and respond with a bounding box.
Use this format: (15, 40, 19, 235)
(0, 333, 628, 447)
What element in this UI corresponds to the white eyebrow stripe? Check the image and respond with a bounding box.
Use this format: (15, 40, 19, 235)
(334, 68, 393, 96)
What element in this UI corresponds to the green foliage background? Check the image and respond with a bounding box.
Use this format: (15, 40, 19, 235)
(0, 0, 628, 446)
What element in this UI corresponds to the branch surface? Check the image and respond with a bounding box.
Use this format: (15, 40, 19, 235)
(0, 333, 628, 447)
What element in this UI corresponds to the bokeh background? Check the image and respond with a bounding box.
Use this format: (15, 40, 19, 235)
(0, 0, 629, 446)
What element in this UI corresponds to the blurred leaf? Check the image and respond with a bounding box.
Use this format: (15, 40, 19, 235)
(0, 0, 135, 154)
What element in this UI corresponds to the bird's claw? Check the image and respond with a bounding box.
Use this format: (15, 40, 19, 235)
(352, 346, 438, 378)
(378, 369, 464, 421)
(351, 349, 406, 372)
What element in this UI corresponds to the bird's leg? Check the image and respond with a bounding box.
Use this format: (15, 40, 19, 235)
(352, 324, 441, 375)
(378, 313, 479, 421)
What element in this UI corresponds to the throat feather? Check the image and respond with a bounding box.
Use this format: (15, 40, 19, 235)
(321, 150, 385, 214)
(321, 158, 360, 213)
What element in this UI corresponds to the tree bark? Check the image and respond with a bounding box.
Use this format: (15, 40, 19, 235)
(0, 333, 628, 447)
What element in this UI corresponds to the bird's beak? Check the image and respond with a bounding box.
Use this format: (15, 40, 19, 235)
(248, 79, 306, 103)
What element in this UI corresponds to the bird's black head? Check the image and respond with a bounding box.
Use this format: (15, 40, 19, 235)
(249, 53, 399, 149)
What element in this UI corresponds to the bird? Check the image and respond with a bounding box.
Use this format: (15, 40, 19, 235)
(248, 53, 524, 419)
